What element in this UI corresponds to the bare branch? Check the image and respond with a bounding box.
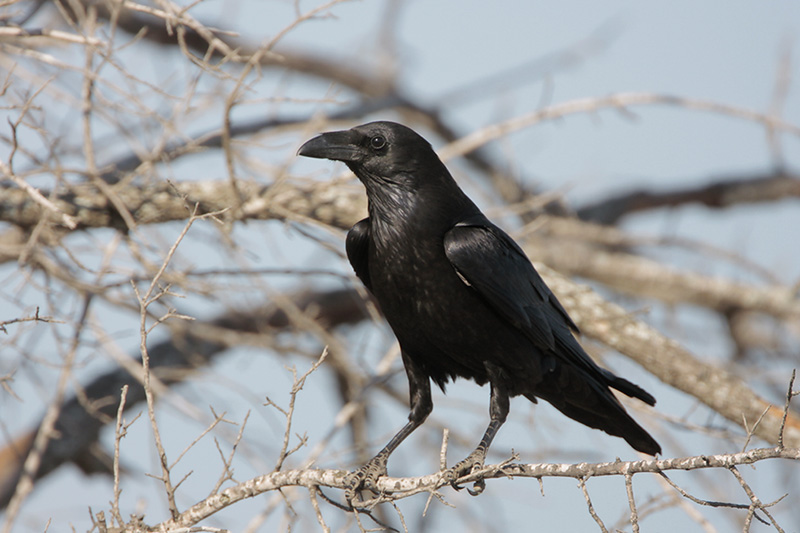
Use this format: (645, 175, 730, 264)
(0, 179, 363, 235)
(209, 411, 249, 496)
(272, 348, 329, 472)
(436, 92, 800, 162)
(527, 237, 800, 320)
(0, 307, 61, 334)
(0, 26, 104, 46)
(778, 370, 798, 449)
(577, 171, 800, 225)
(308, 487, 331, 533)
(625, 473, 640, 533)
(157, 447, 799, 530)
(111, 385, 129, 528)
(579, 477, 609, 533)
(58, 0, 393, 96)
(727, 466, 786, 532)
(658, 471, 752, 511)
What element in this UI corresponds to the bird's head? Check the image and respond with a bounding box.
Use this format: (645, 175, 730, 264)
(298, 121, 446, 192)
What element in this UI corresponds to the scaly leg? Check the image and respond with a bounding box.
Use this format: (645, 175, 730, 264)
(445, 367, 509, 495)
(345, 352, 432, 506)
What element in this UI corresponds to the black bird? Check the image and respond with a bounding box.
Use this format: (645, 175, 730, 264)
(298, 121, 660, 500)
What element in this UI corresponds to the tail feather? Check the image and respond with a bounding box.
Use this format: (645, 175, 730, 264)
(555, 396, 661, 455)
(528, 362, 661, 456)
(605, 372, 656, 406)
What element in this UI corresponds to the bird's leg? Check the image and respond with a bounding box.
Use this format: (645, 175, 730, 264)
(445, 370, 509, 495)
(345, 354, 432, 507)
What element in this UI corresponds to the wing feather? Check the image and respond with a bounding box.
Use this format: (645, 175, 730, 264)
(346, 218, 372, 291)
(443, 218, 609, 381)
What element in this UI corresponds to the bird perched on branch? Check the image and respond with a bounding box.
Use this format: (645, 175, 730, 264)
(298, 121, 660, 503)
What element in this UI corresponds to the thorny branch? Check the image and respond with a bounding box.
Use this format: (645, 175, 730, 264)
(131, 205, 228, 519)
(0, 307, 61, 334)
(111, 384, 130, 529)
(267, 348, 329, 472)
(155, 446, 800, 530)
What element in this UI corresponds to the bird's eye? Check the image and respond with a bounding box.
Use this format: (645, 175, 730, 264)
(370, 135, 387, 150)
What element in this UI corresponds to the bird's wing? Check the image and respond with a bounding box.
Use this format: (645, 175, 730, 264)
(443, 216, 580, 355)
(444, 217, 656, 405)
(346, 218, 372, 291)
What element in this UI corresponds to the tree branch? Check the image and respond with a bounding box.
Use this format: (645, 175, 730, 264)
(0, 179, 365, 233)
(577, 171, 800, 225)
(158, 446, 800, 530)
(526, 236, 800, 320)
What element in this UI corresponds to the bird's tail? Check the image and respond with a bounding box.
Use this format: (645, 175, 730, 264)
(527, 365, 661, 456)
(603, 371, 656, 406)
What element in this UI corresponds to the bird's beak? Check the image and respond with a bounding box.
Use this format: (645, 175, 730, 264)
(297, 130, 363, 163)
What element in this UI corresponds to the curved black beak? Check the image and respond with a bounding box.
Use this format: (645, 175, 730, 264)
(297, 129, 364, 163)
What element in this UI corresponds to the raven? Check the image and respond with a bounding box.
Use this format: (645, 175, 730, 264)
(298, 121, 660, 500)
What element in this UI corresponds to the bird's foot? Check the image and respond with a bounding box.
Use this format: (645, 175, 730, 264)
(444, 448, 487, 496)
(344, 453, 388, 508)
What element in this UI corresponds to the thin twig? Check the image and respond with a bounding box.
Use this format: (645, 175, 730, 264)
(437, 92, 800, 163)
(727, 466, 786, 532)
(2, 165, 77, 230)
(578, 477, 608, 533)
(209, 410, 250, 496)
(132, 204, 216, 519)
(778, 369, 797, 449)
(439, 428, 450, 470)
(273, 348, 329, 472)
(111, 385, 129, 527)
(0, 307, 61, 334)
(307, 487, 330, 533)
(658, 471, 751, 511)
(169, 410, 229, 470)
(625, 473, 639, 533)
(0, 26, 104, 46)
(741, 405, 771, 453)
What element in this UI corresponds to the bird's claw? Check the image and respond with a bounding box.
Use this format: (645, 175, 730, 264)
(444, 449, 487, 496)
(344, 454, 388, 508)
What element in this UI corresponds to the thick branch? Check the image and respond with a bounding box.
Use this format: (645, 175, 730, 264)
(577, 171, 800, 224)
(159, 446, 800, 529)
(0, 179, 365, 232)
(527, 237, 800, 321)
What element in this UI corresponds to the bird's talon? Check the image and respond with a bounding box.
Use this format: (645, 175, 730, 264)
(467, 478, 486, 496)
(445, 451, 487, 494)
(343, 455, 388, 508)
(344, 488, 358, 508)
(450, 480, 465, 491)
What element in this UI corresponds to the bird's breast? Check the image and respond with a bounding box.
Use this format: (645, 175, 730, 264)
(367, 220, 544, 392)
(368, 218, 452, 309)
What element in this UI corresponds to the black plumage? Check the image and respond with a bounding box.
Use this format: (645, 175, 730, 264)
(298, 121, 660, 500)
